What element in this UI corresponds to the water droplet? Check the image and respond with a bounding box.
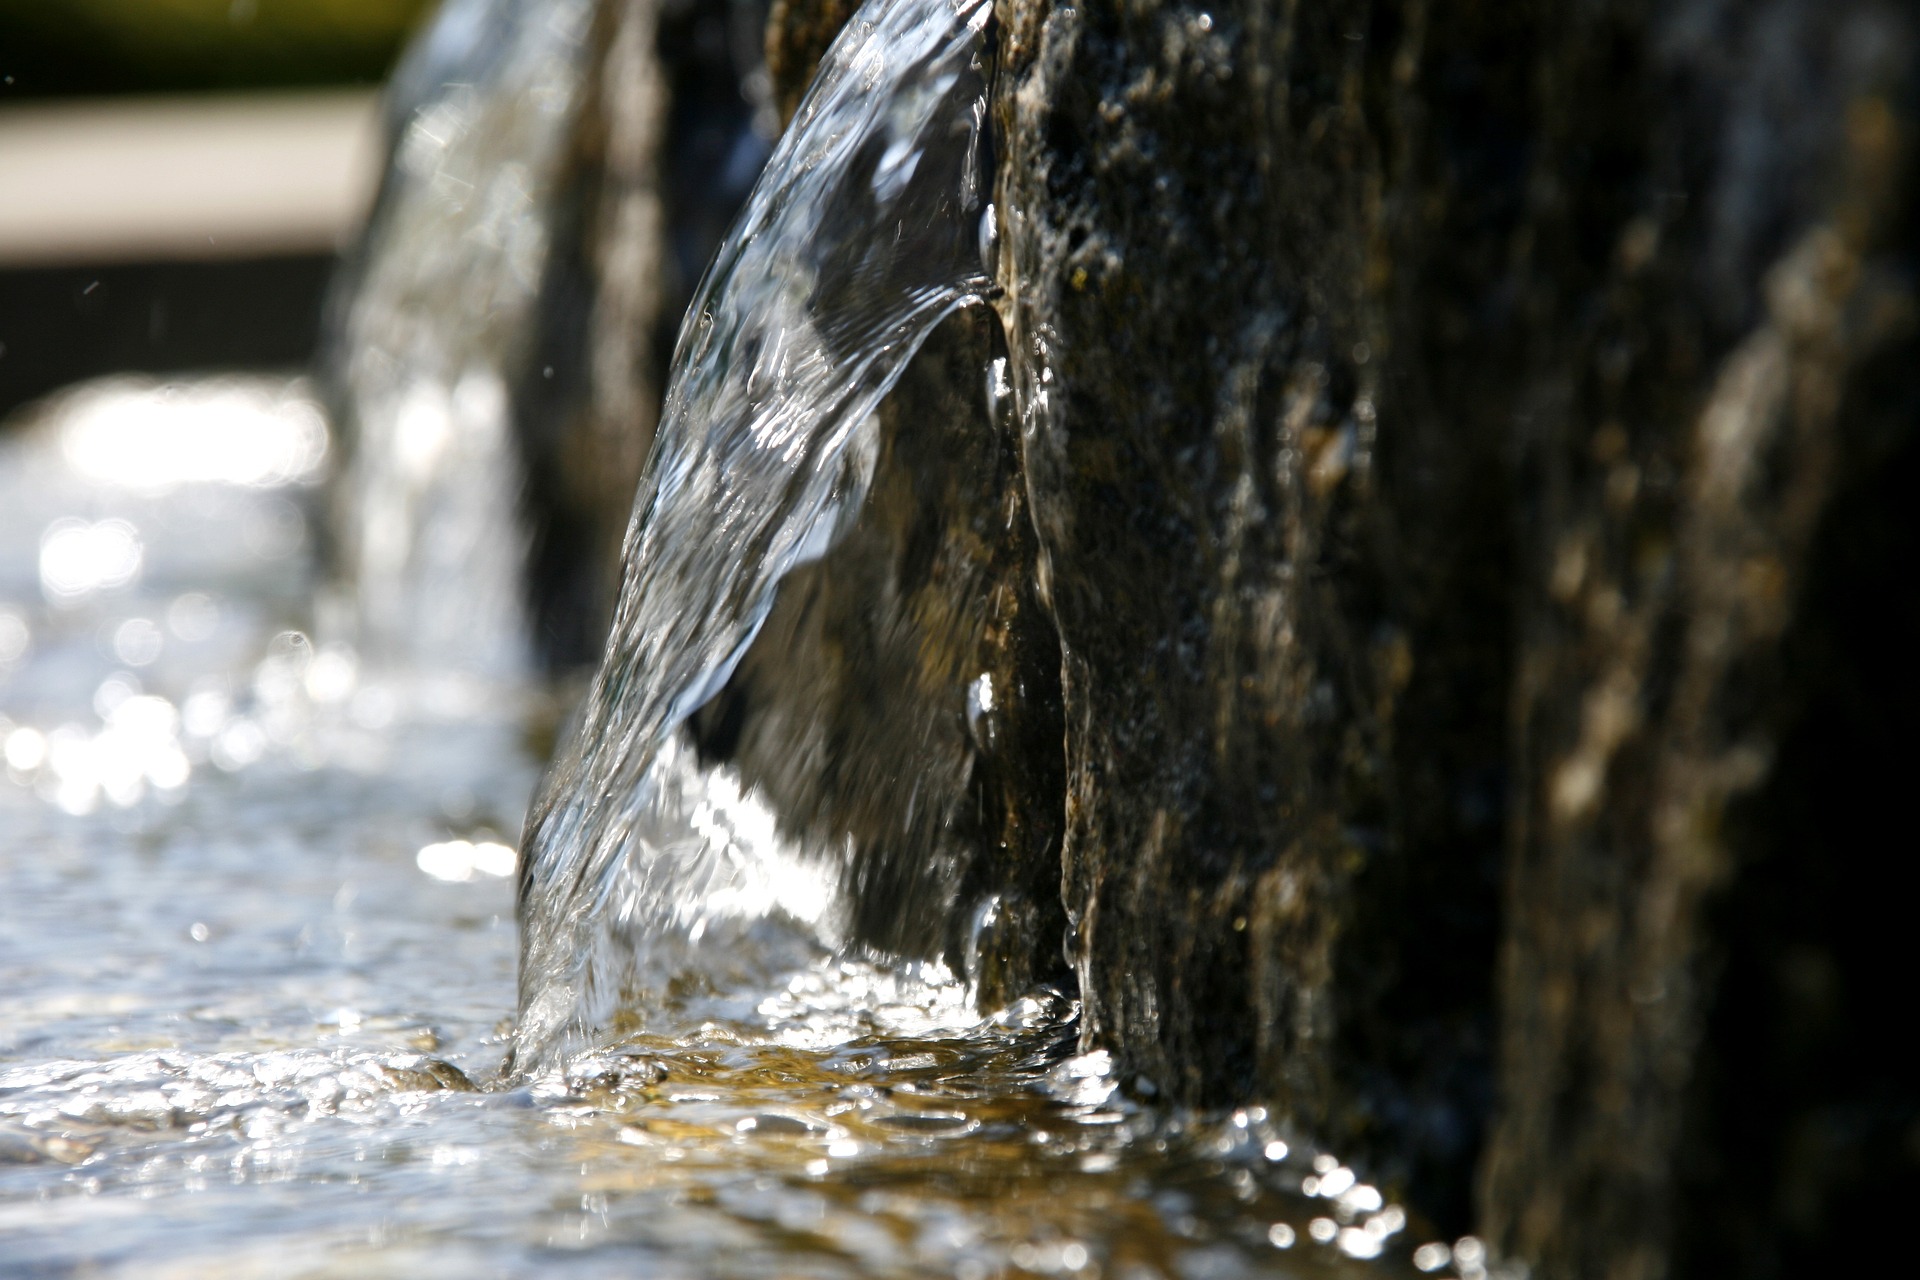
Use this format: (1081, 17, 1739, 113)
(112, 619, 164, 668)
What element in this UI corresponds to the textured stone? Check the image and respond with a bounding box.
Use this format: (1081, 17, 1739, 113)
(993, 0, 1918, 1269)
(995, 0, 1514, 1222)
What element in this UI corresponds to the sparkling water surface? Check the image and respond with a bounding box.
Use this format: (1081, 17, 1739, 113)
(0, 0, 1469, 1267)
(0, 376, 1458, 1278)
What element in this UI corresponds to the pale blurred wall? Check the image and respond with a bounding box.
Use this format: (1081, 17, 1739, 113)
(0, 0, 436, 418)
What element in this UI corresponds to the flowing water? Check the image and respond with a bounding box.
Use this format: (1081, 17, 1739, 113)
(323, 0, 600, 680)
(512, 0, 999, 1071)
(0, 381, 1446, 1274)
(0, 0, 1485, 1274)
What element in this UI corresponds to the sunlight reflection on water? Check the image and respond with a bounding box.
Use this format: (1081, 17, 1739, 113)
(59, 377, 329, 492)
(0, 370, 1450, 1276)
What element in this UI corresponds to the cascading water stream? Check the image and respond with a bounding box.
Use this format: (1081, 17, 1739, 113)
(512, 0, 995, 1072)
(324, 0, 599, 686)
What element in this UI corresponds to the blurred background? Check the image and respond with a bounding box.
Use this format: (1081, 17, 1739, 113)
(0, 0, 431, 96)
(0, 0, 435, 418)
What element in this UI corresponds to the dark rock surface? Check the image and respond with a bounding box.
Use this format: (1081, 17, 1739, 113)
(661, 0, 1920, 1268)
(1474, 9, 1919, 1273)
(991, 0, 1918, 1272)
(517, 0, 776, 669)
(996, 0, 1515, 1226)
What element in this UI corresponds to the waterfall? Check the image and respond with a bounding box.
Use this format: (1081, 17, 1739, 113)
(323, 0, 600, 687)
(511, 0, 994, 1073)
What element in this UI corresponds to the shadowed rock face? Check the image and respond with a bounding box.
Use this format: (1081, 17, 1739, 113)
(991, 0, 1918, 1272)
(516, 0, 776, 670)
(710, 0, 1920, 1267)
(995, 0, 1518, 1225)
(1473, 9, 1918, 1270)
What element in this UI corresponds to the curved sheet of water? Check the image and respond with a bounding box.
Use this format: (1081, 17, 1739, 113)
(514, 0, 995, 1072)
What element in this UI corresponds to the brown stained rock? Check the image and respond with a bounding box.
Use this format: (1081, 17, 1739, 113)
(1482, 10, 1920, 1274)
(995, 0, 1515, 1221)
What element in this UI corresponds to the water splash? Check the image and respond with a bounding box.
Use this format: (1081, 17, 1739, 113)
(323, 0, 599, 682)
(513, 0, 995, 1072)
(0, 318, 1433, 1280)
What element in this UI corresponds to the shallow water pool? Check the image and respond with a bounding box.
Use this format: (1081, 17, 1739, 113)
(0, 378, 1458, 1278)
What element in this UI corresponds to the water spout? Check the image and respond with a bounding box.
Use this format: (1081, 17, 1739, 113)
(512, 0, 994, 1073)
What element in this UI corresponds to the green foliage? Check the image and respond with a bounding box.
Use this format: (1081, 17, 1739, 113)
(0, 0, 437, 96)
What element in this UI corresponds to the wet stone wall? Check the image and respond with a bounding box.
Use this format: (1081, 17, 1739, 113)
(341, 0, 1919, 1274)
(994, 0, 1515, 1231)
(988, 0, 1919, 1275)
(701, 0, 1920, 1268)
